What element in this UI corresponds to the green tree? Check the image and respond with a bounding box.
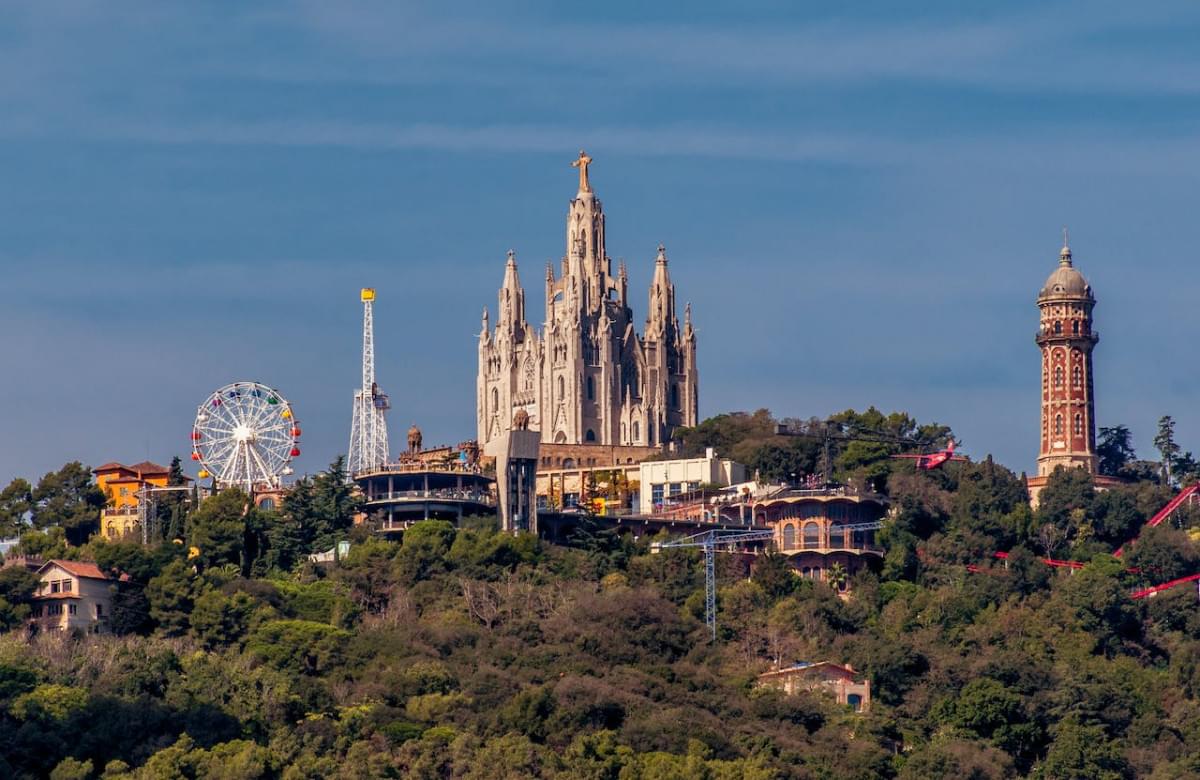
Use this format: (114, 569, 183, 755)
(30, 462, 106, 544)
(396, 520, 456, 585)
(191, 589, 256, 649)
(145, 559, 198, 636)
(0, 478, 33, 538)
(247, 619, 349, 675)
(1155, 415, 1182, 487)
(1097, 425, 1136, 477)
(189, 489, 252, 570)
(1042, 717, 1132, 780)
(0, 566, 38, 631)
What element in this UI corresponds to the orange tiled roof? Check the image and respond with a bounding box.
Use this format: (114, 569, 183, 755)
(128, 461, 169, 475)
(94, 462, 135, 474)
(39, 559, 113, 581)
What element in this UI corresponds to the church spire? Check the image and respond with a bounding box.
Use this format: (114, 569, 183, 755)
(498, 249, 526, 336)
(1060, 226, 1072, 266)
(646, 244, 676, 338)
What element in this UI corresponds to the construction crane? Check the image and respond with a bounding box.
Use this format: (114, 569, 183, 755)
(652, 522, 884, 641)
(348, 288, 391, 474)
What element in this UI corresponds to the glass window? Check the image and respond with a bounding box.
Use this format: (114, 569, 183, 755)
(51, 581, 60, 593)
(803, 523, 820, 549)
(830, 524, 846, 548)
(651, 484, 664, 504)
(669, 483, 683, 496)
(782, 523, 796, 550)
(68, 604, 76, 615)
(564, 493, 580, 508)
(62, 580, 72, 592)
(687, 482, 701, 493)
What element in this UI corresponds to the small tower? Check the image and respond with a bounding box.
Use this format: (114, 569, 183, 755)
(1029, 234, 1098, 502)
(348, 288, 391, 474)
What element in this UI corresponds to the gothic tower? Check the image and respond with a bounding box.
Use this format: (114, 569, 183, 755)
(1035, 235, 1098, 479)
(477, 151, 700, 453)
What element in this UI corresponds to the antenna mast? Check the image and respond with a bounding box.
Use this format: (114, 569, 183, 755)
(348, 288, 390, 474)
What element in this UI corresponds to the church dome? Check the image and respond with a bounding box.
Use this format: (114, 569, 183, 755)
(1038, 244, 1092, 300)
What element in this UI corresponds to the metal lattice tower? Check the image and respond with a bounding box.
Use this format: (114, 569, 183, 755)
(348, 288, 390, 474)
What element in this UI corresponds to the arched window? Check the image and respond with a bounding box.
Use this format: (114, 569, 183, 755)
(585, 429, 596, 442)
(632, 421, 640, 441)
(259, 498, 275, 511)
(1072, 365, 1082, 388)
(1053, 366, 1063, 389)
(1072, 320, 1080, 335)
(586, 376, 595, 401)
(782, 523, 796, 550)
(671, 384, 679, 408)
(803, 522, 820, 549)
(1054, 415, 1063, 436)
(1054, 321, 1062, 334)
(829, 524, 845, 548)
(563, 458, 575, 469)
(557, 376, 565, 397)
(1074, 414, 1083, 436)
(491, 387, 499, 411)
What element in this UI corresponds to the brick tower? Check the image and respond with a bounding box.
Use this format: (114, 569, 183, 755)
(1028, 234, 1098, 503)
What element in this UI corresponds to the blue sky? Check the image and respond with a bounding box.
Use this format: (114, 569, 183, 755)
(2, 1, 1200, 486)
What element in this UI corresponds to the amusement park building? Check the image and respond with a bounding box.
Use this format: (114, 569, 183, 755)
(353, 430, 495, 534)
(477, 151, 699, 460)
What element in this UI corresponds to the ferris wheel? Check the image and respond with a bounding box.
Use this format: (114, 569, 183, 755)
(190, 381, 301, 492)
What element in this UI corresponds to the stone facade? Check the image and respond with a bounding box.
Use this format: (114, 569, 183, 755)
(477, 152, 699, 456)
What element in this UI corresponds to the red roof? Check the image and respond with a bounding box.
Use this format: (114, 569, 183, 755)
(39, 560, 114, 581)
(129, 461, 170, 475)
(94, 462, 135, 474)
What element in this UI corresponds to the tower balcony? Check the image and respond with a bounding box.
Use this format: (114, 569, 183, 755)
(1035, 330, 1099, 347)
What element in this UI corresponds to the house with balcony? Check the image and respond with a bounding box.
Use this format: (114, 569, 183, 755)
(757, 661, 871, 712)
(29, 560, 123, 633)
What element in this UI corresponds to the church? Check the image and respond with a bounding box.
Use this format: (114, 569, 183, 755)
(477, 152, 699, 460)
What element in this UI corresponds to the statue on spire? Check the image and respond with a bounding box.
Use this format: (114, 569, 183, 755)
(572, 149, 593, 193)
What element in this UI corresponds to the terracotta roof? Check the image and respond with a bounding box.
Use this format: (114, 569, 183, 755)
(39, 559, 114, 581)
(758, 661, 859, 679)
(128, 461, 170, 475)
(33, 592, 81, 601)
(94, 462, 135, 474)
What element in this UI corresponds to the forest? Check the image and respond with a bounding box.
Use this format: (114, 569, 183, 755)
(2, 410, 1200, 778)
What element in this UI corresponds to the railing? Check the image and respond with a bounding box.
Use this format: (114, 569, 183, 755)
(365, 489, 495, 504)
(355, 462, 486, 478)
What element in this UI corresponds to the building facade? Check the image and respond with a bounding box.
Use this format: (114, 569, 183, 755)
(757, 662, 871, 712)
(751, 488, 886, 593)
(1027, 237, 1103, 504)
(477, 151, 699, 456)
(638, 448, 747, 514)
(93, 461, 189, 540)
(29, 560, 119, 633)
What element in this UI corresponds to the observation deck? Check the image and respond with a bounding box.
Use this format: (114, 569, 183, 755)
(355, 461, 496, 533)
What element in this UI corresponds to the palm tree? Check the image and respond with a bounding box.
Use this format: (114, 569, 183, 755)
(826, 562, 848, 591)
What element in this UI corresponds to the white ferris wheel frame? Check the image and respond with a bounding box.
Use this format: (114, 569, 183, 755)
(192, 381, 299, 493)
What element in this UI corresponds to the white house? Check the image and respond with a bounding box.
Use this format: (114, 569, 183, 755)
(30, 560, 120, 633)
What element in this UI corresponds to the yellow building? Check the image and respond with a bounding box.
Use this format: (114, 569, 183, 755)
(93, 461, 189, 540)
